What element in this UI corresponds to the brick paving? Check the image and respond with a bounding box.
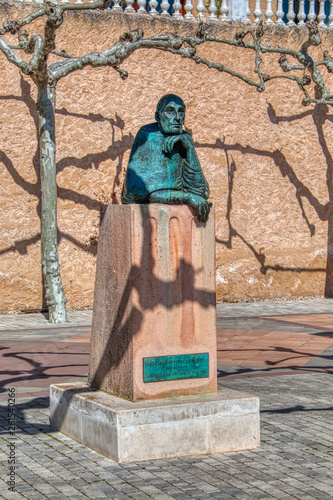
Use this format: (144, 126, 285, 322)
(0, 300, 333, 499)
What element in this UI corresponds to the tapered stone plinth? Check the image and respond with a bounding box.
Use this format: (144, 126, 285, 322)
(87, 204, 217, 402)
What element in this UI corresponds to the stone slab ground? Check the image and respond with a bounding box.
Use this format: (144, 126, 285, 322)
(0, 300, 333, 498)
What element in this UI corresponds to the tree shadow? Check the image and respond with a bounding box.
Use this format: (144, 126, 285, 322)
(0, 343, 89, 391)
(218, 343, 333, 366)
(217, 362, 333, 379)
(261, 404, 333, 413)
(0, 396, 52, 437)
(0, 76, 133, 307)
(0, 339, 90, 435)
(217, 337, 333, 383)
(55, 107, 134, 204)
(0, 231, 98, 257)
(194, 101, 333, 289)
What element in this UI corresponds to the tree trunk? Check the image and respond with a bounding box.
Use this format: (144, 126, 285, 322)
(324, 203, 333, 297)
(37, 83, 67, 323)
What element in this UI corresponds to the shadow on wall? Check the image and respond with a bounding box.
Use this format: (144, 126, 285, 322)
(194, 101, 333, 296)
(1, 77, 333, 302)
(0, 76, 133, 308)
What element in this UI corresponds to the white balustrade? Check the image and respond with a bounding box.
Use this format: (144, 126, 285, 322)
(297, 0, 306, 25)
(286, 0, 296, 24)
(220, 0, 229, 21)
(265, 0, 274, 23)
(246, 0, 251, 23)
(196, 0, 206, 19)
(172, 0, 183, 18)
(184, 0, 194, 19)
(275, 0, 285, 23)
(111, 0, 122, 10)
(207, 0, 217, 19)
(318, 0, 326, 25)
(329, 0, 333, 26)
(14, 0, 333, 28)
(160, 0, 171, 15)
(308, 0, 317, 21)
(148, 0, 159, 15)
(125, 0, 135, 12)
(253, 0, 262, 22)
(137, 0, 147, 13)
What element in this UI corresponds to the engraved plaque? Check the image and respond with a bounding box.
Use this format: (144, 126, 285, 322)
(143, 353, 209, 383)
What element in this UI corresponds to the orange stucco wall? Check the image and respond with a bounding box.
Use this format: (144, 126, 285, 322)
(1, 2, 333, 312)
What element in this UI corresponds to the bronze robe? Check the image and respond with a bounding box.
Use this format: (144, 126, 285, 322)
(121, 123, 209, 204)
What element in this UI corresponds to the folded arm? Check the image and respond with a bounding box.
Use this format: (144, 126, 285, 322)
(149, 190, 211, 222)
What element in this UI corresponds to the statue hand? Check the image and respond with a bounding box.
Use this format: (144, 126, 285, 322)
(186, 193, 212, 223)
(162, 133, 194, 154)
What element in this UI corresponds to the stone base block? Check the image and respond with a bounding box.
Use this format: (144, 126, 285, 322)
(50, 382, 260, 463)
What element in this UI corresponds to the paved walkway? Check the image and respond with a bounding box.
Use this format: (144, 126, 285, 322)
(1, 300, 333, 499)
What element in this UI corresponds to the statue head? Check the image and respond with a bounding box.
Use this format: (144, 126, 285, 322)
(155, 94, 186, 135)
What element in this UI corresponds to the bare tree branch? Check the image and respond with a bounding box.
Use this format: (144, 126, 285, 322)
(3, 6, 333, 106)
(18, 31, 45, 73)
(48, 31, 262, 88)
(268, 74, 312, 104)
(29, 34, 45, 72)
(190, 53, 261, 88)
(51, 49, 73, 59)
(45, 21, 333, 103)
(0, 37, 30, 74)
(59, 0, 112, 12)
(208, 32, 299, 59)
(322, 51, 333, 72)
(0, 7, 46, 36)
(44, 3, 63, 57)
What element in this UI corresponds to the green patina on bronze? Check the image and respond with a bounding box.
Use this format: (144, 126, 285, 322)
(143, 353, 209, 383)
(121, 94, 212, 223)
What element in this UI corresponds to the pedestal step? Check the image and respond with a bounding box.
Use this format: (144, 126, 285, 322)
(50, 382, 260, 463)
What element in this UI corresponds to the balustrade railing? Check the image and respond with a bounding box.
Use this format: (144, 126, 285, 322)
(12, 0, 333, 26)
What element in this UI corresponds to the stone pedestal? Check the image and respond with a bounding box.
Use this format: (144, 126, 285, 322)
(50, 203, 260, 462)
(87, 204, 217, 402)
(50, 383, 260, 463)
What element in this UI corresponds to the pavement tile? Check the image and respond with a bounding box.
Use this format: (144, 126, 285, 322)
(2, 302, 333, 499)
(127, 493, 151, 500)
(74, 483, 110, 498)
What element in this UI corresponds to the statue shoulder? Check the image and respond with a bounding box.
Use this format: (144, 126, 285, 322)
(130, 122, 163, 155)
(138, 122, 161, 135)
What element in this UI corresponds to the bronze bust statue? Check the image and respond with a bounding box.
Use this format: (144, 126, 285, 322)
(121, 94, 212, 222)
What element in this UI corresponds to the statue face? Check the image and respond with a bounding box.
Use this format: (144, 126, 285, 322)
(158, 100, 185, 135)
